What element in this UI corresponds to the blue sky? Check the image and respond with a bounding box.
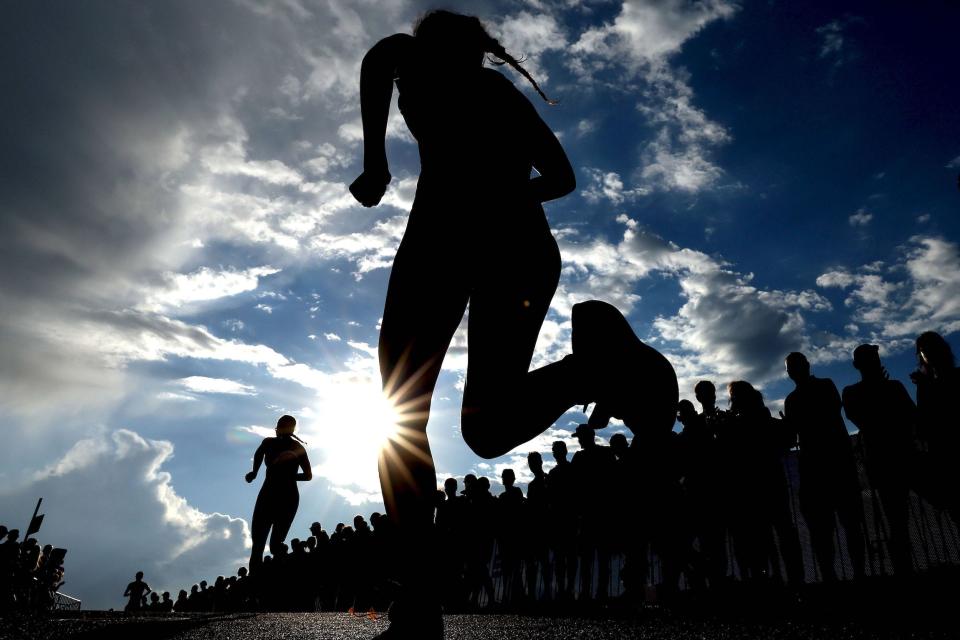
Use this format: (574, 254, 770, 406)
(1, 0, 958, 609)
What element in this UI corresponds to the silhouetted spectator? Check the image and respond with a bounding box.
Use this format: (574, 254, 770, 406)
(524, 452, 552, 602)
(123, 571, 151, 612)
(677, 399, 727, 587)
(695, 380, 730, 435)
(723, 381, 804, 586)
(784, 352, 866, 581)
(548, 440, 577, 600)
(842, 344, 917, 575)
(463, 475, 495, 607)
(572, 424, 616, 601)
(174, 589, 189, 612)
(436, 478, 466, 610)
(497, 469, 525, 603)
(911, 331, 960, 524)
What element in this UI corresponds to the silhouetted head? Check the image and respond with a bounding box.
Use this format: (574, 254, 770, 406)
(852, 343, 883, 376)
(462, 473, 477, 495)
(0, 526, 7, 540)
(917, 331, 955, 376)
(178, 589, 187, 599)
(677, 399, 698, 426)
(238, 566, 248, 578)
(610, 432, 628, 456)
(150, 592, 159, 603)
(190, 584, 199, 594)
(727, 380, 764, 414)
(501, 468, 515, 488)
(412, 10, 556, 103)
(444, 477, 458, 499)
(162, 591, 171, 601)
(310, 521, 323, 537)
(527, 451, 543, 475)
(477, 476, 491, 494)
(552, 440, 568, 463)
(6, 529, 19, 542)
(370, 512, 382, 529)
(785, 352, 810, 383)
(694, 380, 716, 411)
(276, 414, 297, 436)
(353, 515, 366, 529)
(200, 580, 207, 589)
(135, 571, 144, 580)
(575, 424, 595, 448)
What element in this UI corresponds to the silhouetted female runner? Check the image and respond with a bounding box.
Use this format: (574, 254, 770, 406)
(350, 11, 677, 636)
(245, 414, 312, 574)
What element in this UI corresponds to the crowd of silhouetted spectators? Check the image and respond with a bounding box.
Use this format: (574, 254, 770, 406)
(0, 527, 68, 611)
(136, 332, 959, 612)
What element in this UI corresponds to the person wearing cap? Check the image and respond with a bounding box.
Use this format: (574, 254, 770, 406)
(784, 352, 866, 581)
(245, 415, 313, 575)
(842, 344, 917, 576)
(571, 424, 616, 601)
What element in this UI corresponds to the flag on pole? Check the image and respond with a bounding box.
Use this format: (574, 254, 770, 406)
(26, 513, 44, 537)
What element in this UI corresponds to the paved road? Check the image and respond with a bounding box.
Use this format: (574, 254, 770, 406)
(3, 611, 954, 640)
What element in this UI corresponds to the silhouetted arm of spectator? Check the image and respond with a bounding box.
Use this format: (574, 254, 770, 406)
(349, 34, 413, 207)
(246, 440, 267, 483)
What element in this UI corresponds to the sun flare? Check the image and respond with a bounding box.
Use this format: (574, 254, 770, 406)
(300, 377, 407, 497)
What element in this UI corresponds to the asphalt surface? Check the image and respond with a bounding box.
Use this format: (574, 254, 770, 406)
(2, 609, 955, 640)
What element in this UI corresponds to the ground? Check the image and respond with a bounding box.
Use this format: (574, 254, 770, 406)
(1, 607, 955, 640)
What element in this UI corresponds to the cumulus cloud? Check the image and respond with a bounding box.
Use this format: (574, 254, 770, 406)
(817, 236, 960, 340)
(545, 215, 833, 387)
(570, 0, 737, 67)
(0, 429, 249, 610)
(581, 168, 650, 204)
(568, 0, 737, 194)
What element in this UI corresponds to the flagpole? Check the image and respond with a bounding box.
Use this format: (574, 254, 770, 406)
(25, 497, 42, 542)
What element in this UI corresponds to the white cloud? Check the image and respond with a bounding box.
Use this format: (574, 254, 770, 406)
(946, 155, 960, 169)
(178, 376, 257, 395)
(816, 20, 845, 59)
(848, 208, 873, 227)
(569, 1, 736, 194)
(547, 216, 832, 385)
(141, 266, 279, 312)
(581, 168, 651, 204)
(491, 11, 568, 87)
(570, 0, 737, 67)
(0, 429, 249, 610)
(817, 236, 960, 339)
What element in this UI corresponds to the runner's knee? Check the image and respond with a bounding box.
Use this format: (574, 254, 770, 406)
(461, 410, 506, 460)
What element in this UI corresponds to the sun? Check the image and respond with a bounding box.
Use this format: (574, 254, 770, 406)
(303, 377, 406, 496)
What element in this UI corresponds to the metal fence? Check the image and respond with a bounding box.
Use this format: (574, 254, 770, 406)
(51, 591, 82, 611)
